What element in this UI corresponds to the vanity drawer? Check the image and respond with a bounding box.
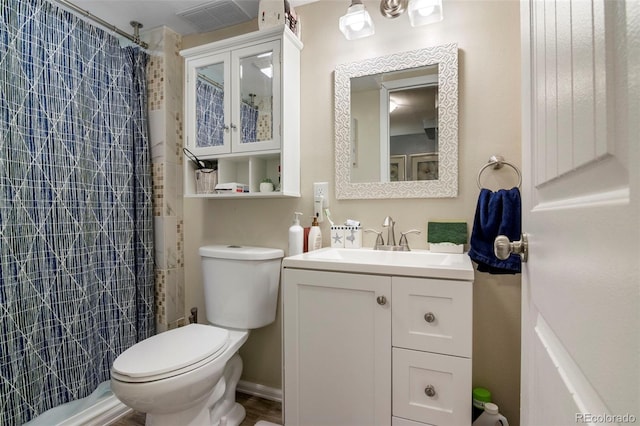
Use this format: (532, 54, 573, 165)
(392, 348, 471, 426)
(392, 277, 472, 357)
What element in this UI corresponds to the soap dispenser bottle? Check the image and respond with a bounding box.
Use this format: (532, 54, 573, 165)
(308, 215, 322, 251)
(288, 212, 304, 256)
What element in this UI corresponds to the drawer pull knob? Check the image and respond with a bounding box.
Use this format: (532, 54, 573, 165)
(424, 312, 436, 323)
(424, 385, 436, 397)
(376, 296, 387, 305)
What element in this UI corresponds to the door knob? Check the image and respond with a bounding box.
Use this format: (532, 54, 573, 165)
(494, 233, 528, 262)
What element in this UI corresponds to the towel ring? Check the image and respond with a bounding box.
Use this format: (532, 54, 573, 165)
(476, 155, 522, 189)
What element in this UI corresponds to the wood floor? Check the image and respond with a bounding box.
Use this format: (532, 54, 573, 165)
(112, 392, 282, 426)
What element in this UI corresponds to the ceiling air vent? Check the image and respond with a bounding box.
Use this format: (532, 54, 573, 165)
(177, 0, 256, 33)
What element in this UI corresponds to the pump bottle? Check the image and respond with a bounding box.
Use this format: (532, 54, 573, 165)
(307, 215, 322, 251)
(288, 212, 304, 256)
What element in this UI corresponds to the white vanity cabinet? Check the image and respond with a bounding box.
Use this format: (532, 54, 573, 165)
(283, 257, 473, 426)
(181, 26, 302, 198)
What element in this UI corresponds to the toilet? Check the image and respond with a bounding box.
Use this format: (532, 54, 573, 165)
(110, 245, 283, 426)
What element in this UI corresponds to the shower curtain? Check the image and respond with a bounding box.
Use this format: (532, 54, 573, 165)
(0, 0, 154, 424)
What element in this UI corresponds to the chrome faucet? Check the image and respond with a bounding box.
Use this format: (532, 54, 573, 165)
(382, 216, 396, 246)
(366, 217, 421, 251)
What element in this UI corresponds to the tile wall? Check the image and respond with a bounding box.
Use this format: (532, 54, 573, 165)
(144, 27, 185, 332)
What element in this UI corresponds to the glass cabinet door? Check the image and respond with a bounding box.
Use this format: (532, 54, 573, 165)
(190, 52, 231, 155)
(231, 41, 281, 153)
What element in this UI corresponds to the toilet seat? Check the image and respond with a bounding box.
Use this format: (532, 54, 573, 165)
(111, 324, 230, 383)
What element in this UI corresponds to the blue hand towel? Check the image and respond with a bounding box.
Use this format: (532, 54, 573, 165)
(469, 187, 522, 274)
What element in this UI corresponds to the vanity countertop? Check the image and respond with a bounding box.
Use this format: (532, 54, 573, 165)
(283, 247, 474, 281)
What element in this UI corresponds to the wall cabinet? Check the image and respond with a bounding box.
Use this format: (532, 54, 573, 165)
(283, 269, 472, 426)
(181, 26, 302, 198)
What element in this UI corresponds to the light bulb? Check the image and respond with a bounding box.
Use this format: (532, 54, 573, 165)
(418, 5, 435, 16)
(349, 20, 365, 32)
(408, 0, 443, 27)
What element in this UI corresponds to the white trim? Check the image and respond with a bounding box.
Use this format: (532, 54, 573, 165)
(63, 395, 131, 426)
(237, 380, 283, 403)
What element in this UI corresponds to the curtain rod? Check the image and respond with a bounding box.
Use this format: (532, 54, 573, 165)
(53, 0, 149, 49)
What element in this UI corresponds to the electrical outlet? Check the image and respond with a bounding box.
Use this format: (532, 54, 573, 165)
(313, 182, 329, 206)
(313, 182, 329, 222)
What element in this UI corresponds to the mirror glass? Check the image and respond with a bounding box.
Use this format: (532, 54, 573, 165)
(335, 44, 458, 199)
(194, 49, 275, 148)
(196, 62, 225, 149)
(238, 50, 274, 144)
(350, 65, 439, 183)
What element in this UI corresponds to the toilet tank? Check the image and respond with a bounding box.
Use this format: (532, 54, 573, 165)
(199, 245, 284, 329)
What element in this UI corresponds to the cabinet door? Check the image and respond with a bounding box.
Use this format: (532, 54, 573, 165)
(283, 269, 391, 426)
(187, 52, 232, 156)
(231, 41, 281, 153)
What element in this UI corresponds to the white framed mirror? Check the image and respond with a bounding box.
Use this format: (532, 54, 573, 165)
(334, 43, 458, 199)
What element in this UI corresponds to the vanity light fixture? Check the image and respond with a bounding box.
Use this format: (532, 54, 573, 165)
(339, 0, 375, 40)
(379, 0, 443, 27)
(380, 0, 407, 18)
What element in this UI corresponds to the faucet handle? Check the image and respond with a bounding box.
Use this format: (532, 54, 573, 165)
(399, 229, 421, 251)
(365, 229, 385, 249)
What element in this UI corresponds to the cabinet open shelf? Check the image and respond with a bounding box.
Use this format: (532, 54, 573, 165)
(184, 150, 299, 198)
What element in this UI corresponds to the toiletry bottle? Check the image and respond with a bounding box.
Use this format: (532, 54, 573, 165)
(308, 215, 322, 251)
(288, 212, 304, 256)
(472, 402, 509, 426)
(472, 387, 492, 422)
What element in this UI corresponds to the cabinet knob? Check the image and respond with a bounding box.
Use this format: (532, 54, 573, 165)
(424, 312, 436, 323)
(424, 385, 436, 398)
(223, 124, 230, 132)
(376, 296, 387, 306)
(230, 123, 238, 130)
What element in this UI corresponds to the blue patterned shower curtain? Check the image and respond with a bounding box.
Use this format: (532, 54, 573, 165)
(0, 0, 154, 424)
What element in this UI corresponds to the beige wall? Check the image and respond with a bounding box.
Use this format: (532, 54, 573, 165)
(183, 1, 521, 423)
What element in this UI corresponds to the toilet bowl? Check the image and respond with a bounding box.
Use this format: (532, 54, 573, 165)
(110, 245, 284, 426)
(111, 325, 248, 425)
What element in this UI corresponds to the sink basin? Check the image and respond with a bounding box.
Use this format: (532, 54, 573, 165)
(283, 247, 474, 280)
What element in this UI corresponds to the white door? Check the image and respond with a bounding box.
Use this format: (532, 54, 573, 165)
(520, 1, 639, 425)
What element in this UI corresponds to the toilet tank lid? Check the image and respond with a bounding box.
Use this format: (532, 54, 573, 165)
(199, 245, 284, 260)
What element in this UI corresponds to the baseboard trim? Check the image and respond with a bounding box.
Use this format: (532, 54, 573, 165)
(63, 394, 132, 426)
(237, 380, 282, 403)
